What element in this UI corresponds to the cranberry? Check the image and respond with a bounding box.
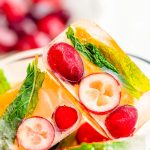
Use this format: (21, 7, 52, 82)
(10, 18, 37, 36)
(53, 9, 70, 24)
(0, 12, 8, 27)
(47, 42, 84, 83)
(0, 26, 18, 53)
(76, 122, 108, 144)
(15, 31, 50, 51)
(38, 15, 65, 39)
(30, 0, 54, 20)
(2, 0, 29, 22)
(54, 105, 78, 130)
(17, 117, 55, 150)
(105, 105, 138, 138)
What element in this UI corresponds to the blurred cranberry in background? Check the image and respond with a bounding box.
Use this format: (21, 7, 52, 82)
(10, 18, 37, 36)
(0, 26, 18, 53)
(30, 0, 62, 20)
(0, 0, 70, 54)
(53, 9, 70, 24)
(15, 32, 50, 51)
(38, 15, 65, 39)
(0, 12, 8, 27)
(1, 0, 30, 22)
(0, 0, 4, 8)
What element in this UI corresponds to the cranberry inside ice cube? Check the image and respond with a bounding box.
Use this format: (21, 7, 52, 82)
(54, 105, 78, 130)
(47, 42, 84, 83)
(105, 105, 138, 138)
(76, 122, 108, 143)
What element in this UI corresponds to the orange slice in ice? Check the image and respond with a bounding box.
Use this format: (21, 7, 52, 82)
(0, 88, 19, 116)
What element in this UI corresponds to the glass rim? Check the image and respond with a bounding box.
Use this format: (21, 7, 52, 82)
(0, 47, 149, 66)
(0, 47, 43, 67)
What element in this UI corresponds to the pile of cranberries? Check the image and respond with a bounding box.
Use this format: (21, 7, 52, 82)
(0, 0, 70, 53)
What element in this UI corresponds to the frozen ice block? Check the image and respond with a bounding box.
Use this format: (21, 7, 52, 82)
(43, 20, 150, 139)
(32, 73, 82, 147)
(0, 59, 81, 150)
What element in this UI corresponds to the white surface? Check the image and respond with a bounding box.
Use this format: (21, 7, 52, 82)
(96, 0, 150, 62)
(65, 0, 150, 61)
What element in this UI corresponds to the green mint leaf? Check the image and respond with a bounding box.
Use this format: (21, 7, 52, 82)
(66, 26, 93, 61)
(66, 27, 140, 98)
(66, 27, 117, 73)
(84, 43, 118, 73)
(0, 58, 45, 149)
(0, 69, 10, 94)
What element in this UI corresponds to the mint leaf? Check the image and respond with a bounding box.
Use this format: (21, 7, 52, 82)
(66, 27, 118, 73)
(0, 69, 10, 94)
(0, 58, 45, 149)
(84, 43, 118, 73)
(66, 27, 140, 98)
(66, 26, 93, 61)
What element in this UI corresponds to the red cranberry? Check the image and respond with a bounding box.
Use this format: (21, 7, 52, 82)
(76, 122, 108, 144)
(54, 106, 78, 130)
(2, 0, 30, 22)
(15, 31, 50, 51)
(38, 15, 65, 39)
(105, 105, 138, 138)
(47, 42, 84, 83)
(0, 26, 18, 53)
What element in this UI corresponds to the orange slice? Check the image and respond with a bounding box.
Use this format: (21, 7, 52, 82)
(0, 88, 19, 116)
